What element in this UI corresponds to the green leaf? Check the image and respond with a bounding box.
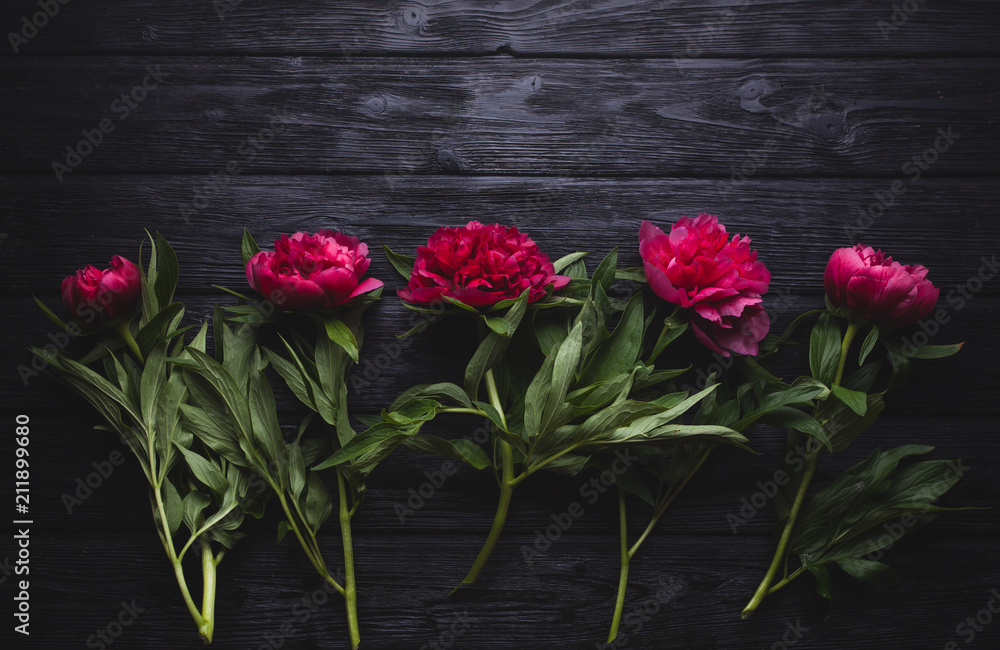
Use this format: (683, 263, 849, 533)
(792, 445, 935, 555)
(323, 317, 360, 363)
(591, 248, 619, 296)
(135, 303, 185, 358)
(826, 393, 886, 452)
(613, 469, 656, 506)
(288, 441, 307, 500)
(34, 295, 70, 331)
(153, 232, 179, 309)
(221, 321, 257, 389)
(562, 255, 589, 280)
(907, 343, 964, 359)
(808, 564, 833, 601)
(175, 446, 229, 498)
(533, 313, 570, 356)
(762, 407, 833, 452)
(762, 377, 831, 410)
(614, 267, 647, 284)
(303, 473, 334, 533)
(443, 295, 480, 314)
(179, 401, 247, 468)
(140, 230, 160, 319)
(160, 479, 184, 536)
(249, 367, 287, 478)
(313, 424, 400, 470)
(263, 347, 317, 412)
(464, 291, 528, 400)
(60, 355, 143, 423)
(483, 316, 511, 337)
(581, 292, 644, 385)
(882, 338, 912, 391)
(809, 313, 842, 386)
(883, 458, 967, 509)
(647, 314, 689, 365)
(276, 520, 293, 544)
(183, 349, 255, 449)
(831, 384, 868, 416)
(182, 489, 212, 534)
(858, 325, 879, 365)
(383, 245, 416, 279)
(401, 436, 490, 469)
(382, 399, 439, 426)
(553, 251, 588, 274)
(544, 452, 591, 476)
(140, 343, 168, 426)
(542, 319, 585, 427)
(242, 229, 262, 267)
(763, 309, 827, 356)
(389, 382, 473, 411)
(843, 360, 882, 393)
(836, 557, 898, 584)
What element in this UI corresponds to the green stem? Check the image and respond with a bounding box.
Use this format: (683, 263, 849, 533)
(510, 443, 583, 488)
(453, 369, 513, 592)
(741, 452, 818, 619)
(337, 470, 361, 650)
(834, 321, 861, 386)
(198, 538, 218, 644)
(437, 407, 489, 417)
(152, 481, 208, 637)
(767, 566, 807, 595)
(608, 488, 630, 642)
(115, 320, 144, 364)
(628, 447, 713, 558)
(741, 317, 860, 619)
(647, 307, 683, 365)
(275, 490, 345, 595)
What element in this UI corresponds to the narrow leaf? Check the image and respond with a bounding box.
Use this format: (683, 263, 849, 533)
(859, 325, 879, 365)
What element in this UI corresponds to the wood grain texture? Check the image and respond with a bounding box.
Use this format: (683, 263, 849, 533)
(3, 532, 997, 649)
(2, 176, 997, 295)
(1, 57, 997, 176)
(4, 291, 995, 416)
(1, 1, 999, 57)
(3, 408, 994, 535)
(1, 2, 998, 648)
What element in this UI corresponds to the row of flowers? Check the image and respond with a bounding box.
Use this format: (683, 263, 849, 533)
(43, 217, 962, 647)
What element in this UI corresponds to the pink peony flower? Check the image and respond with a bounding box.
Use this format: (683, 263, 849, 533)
(640, 215, 771, 356)
(62, 255, 142, 324)
(246, 230, 382, 311)
(824, 244, 939, 329)
(398, 221, 570, 307)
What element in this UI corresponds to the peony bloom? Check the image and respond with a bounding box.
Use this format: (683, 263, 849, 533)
(62, 255, 142, 324)
(639, 215, 771, 356)
(246, 230, 382, 311)
(824, 244, 939, 329)
(398, 221, 570, 307)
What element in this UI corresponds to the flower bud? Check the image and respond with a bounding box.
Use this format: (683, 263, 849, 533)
(61, 255, 141, 325)
(824, 244, 939, 329)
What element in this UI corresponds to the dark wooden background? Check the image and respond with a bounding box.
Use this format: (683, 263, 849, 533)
(2, 2, 999, 648)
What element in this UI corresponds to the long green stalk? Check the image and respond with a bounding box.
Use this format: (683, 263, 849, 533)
(453, 369, 513, 591)
(741, 321, 859, 618)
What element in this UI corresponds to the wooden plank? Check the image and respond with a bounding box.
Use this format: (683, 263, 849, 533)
(2, 176, 998, 295)
(1, 1, 999, 57)
(8, 409, 995, 536)
(5, 290, 993, 415)
(1, 58, 997, 175)
(13, 533, 1000, 649)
